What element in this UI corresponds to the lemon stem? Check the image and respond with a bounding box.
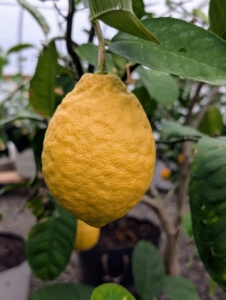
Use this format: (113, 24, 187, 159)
(92, 21, 107, 74)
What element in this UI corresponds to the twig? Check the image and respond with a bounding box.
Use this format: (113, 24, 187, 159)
(184, 82, 204, 125)
(92, 21, 107, 74)
(54, 2, 66, 19)
(142, 194, 176, 236)
(175, 141, 192, 228)
(193, 86, 220, 128)
(165, 182, 179, 203)
(66, 0, 83, 79)
(158, 105, 174, 121)
(149, 185, 161, 200)
(121, 64, 139, 82)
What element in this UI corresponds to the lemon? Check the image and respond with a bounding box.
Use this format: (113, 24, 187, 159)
(160, 168, 171, 180)
(42, 73, 156, 227)
(74, 220, 100, 251)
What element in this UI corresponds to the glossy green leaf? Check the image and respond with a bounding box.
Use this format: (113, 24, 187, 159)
(89, 0, 160, 44)
(17, 0, 50, 35)
(189, 137, 226, 291)
(182, 212, 193, 237)
(29, 41, 58, 117)
(132, 86, 157, 116)
(162, 121, 205, 139)
(26, 204, 76, 281)
(28, 283, 93, 300)
(31, 128, 46, 172)
(27, 195, 43, 219)
(75, 43, 115, 73)
(132, 241, 165, 300)
(91, 283, 135, 300)
(7, 43, 34, 54)
(138, 66, 179, 106)
(0, 111, 43, 127)
(162, 276, 198, 300)
(193, 9, 208, 24)
(109, 18, 226, 85)
(209, 0, 226, 40)
(132, 0, 146, 19)
(198, 105, 223, 136)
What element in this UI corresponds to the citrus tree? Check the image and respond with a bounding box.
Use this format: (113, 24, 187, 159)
(1, 0, 226, 299)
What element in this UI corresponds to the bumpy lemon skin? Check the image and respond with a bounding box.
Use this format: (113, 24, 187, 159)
(74, 220, 100, 251)
(42, 73, 156, 227)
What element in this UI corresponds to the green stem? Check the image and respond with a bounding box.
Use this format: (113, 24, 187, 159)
(92, 21, 107, 74)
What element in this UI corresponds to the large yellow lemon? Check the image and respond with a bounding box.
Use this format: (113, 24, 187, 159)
(42, 73, 156, 227)
(74, 220, 100, 251)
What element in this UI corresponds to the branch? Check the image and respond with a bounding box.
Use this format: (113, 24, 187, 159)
(193, 86, 220, 128)
(175, 141, 192, 228)
(66, 0, 83, 79)
(142, 194, 176, 236)
(183, 82, 204, 125)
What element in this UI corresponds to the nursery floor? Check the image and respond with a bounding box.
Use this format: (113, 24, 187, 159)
(0, 190, 226, 300)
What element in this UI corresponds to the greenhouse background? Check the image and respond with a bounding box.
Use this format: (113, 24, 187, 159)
(0, 0, 208, 76)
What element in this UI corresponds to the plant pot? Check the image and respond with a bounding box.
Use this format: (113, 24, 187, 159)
(0, 232, 31, 300)
(0, 142, 17, 172)
(78, 216, 161, 294)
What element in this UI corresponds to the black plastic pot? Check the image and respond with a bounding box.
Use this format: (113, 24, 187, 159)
(0, 232, 31, 300)
(78, 216, 161, 293)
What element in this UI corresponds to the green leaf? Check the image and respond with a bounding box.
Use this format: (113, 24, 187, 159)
(91, 283, 135, 300)
(189, 137, 226, 291)
(27, 195, 44, 219)
(29, 41, 58, 118)
(209, 0, 226, 40)
(198, 105, 223, 136)
(89, 0, 160, 44)
(26, 203, 76, 281)
(75, 43, 115, 73)
(132, 0, 146, 19)
(162, 276, 198, 300)
(0, 213, 2, 221)
(162, 121, 205, 139)
(28, 283, 94, 300)
(31, 128, 47, 173)
(109, 18, 226, 85)
(132, 86, 157, 116)
(7, 43, 34, 54)
(17, 0, 50, 35)
(138, 66, 179, 106)
(182, 212, 193, 237)
(0, 111, 43, 127)
(193, 9, 208, 24)
(132, 241, 165, 300)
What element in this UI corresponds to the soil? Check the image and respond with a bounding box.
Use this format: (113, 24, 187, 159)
(0, 233, 26, 272)
(96, 216, 161, 250)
